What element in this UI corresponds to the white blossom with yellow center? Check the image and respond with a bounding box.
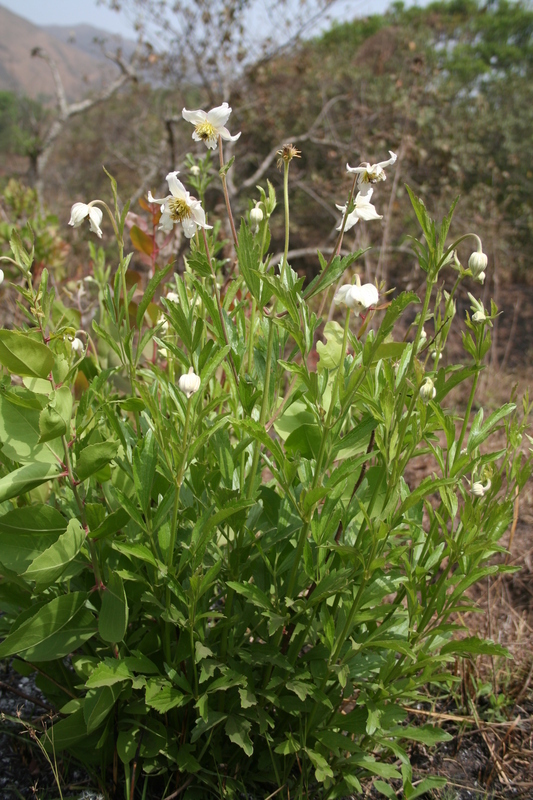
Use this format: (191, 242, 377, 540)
(346, 151, 397, 195)
(182, 102, 241, 150)
(148, 172, 212, 238)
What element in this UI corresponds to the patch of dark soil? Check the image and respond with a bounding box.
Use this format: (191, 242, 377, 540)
(0, 660, 94, 800)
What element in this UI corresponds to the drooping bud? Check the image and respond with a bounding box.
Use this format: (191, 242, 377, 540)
(178, 366, 201, 399)
(70, 337, 84, 356)
(468, 250, 488, 284)
(250, 205, 263, 226)
(419, 378, 436, 404)
(471, 479, 491, 497)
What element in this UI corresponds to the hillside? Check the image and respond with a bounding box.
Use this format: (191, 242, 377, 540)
(0, 4, 120, 100)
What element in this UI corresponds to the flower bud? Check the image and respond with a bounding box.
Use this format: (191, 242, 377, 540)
(160, 319, 170, 335)
(179, 366, 201, 398)
(472, 310, 486, 323)
(471, 478, 491, 497)
(190, 165, 201, 176)
(0, 269, 4, 285)
(250, 206, 263, 226)
(468, 250, 488, 281)
(70, 337, 84, 356)
(166, 292, 179, 304)
(419, 378, 436, 404)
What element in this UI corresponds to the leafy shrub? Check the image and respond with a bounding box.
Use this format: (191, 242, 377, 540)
(0, 107, 529, 800)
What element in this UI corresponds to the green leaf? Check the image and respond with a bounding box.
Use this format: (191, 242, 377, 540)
(136, 262, 174, 328)
(145, 681, 186, 712)
(0, 462, 61, 504)
(0, 505, 67, 574)
(76, 441, 119, 481)
(316, 321, 344, 369)
(237, 221, 261, 300)
(0, 330, 54, 378)
(225, 715, 253, 756)
(84, 684, 120, 733)
(23, 518, 85, 589)
(0, 394, 62, 464)
(38, 386, 73, 444)
(285, 424, 321, 460)
(99, 572, 128, 643)
(88, 507, 130, 540)
(440, 636, 511, 658)
(0, 592, 96, 661)
(390, 725, 452, 745)
(132, 430, 156, 515)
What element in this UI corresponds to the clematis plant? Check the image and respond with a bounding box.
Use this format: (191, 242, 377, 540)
(0, 103, 529, 800)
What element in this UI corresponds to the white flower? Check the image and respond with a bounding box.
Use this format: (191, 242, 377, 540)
(468, 250, 488, 284)
(336, 189, 383, 231)
(69, 202, 103, 238)
(334, 280, 379, 316)
(182, 102, 241, 150)
(0, 269, 4, 285)
(166, 291, 179, 304)
(419, 378, 436, 404)
(178, 366, 201, 399)
(70, 337, 84, 356)
(148, 172, 212, 238)
(346, 151, 397, 195)
(471, 478, 491, 497)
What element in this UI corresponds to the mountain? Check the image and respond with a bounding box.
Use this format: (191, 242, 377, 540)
(43, 23, 137, 63)
(0, 5, 128, 101)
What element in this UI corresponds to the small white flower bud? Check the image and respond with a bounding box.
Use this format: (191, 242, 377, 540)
(0, 269, 4, 285)
(250, 206, 263, 226)
(431, 350, 443, 362)
(190, 165, 201, 176)
(160, 319, 170, 335)
(419, 378, 436, 404)
(472, 310, 486, 323)
(471, 479, 491, 497)
(178, 366, 201, 399)
(468, 250, 488, 280)
(166, 292, 179, 304)
(71, 337, 84, 356)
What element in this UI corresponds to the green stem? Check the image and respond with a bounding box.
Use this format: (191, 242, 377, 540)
(218, 135, 239, 251)
(280, 160, 290, 285)
(246, 319, 275, 499)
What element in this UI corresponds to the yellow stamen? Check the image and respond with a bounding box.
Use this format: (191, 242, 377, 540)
(195, 121, 217, 142)
(167, 197, 192, 222)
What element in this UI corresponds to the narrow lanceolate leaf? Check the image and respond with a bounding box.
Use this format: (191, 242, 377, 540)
(23, 518, 86, 589)
(76, 441, 119, 481)
(0, 330, 54, 378)
(0, 462, 62, 504)
(99, 572, 128, 644)
(0, 592, 95, 661)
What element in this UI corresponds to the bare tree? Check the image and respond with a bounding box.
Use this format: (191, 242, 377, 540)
(104, 0, 341, 101)
(29, 46, 140, 201)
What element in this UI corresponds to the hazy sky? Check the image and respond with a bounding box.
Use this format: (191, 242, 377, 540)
(0, 0, 420, 38)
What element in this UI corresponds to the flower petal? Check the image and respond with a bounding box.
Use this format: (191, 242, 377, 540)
(206, 102, 232, 128)
(376, 151, 397, 169)
(148, 190, 167, 205)
(346, 163, 366, 174)
(69, 203, 89, 227)
(166, 172, 186, 199)
(182, 218, 198, 238)
(219, 127, 241, 142)
(182, 108, 207, 125)
(88, 207, 103, 238)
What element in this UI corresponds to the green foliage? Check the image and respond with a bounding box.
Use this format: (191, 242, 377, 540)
(0, 125, 529, 800)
